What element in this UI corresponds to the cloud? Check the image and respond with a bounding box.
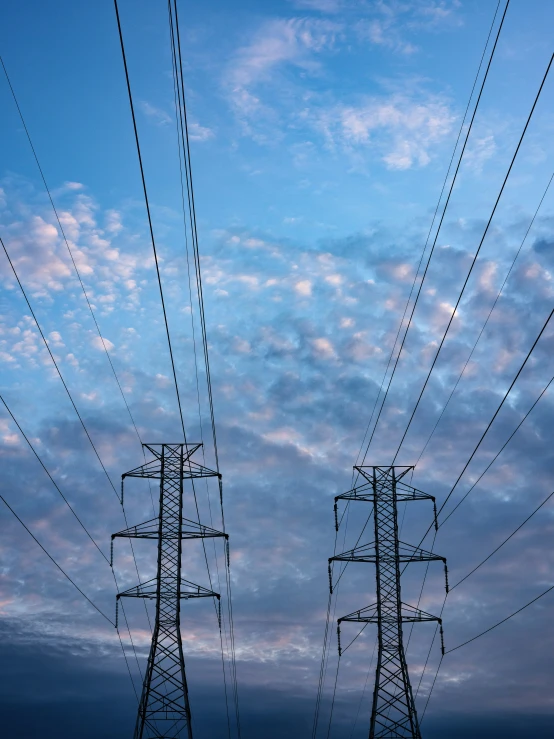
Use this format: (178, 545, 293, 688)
(2, 156, 554, 736)
(225, 16, 341, 135)
(289, 0, 343, 11)
(315, 93, 455, 169)
(188, 121, 215, 141)
(139, 100, 172, 126)
(91, 336, 114, 352)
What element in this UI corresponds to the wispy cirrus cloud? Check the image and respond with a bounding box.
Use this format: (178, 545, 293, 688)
(313, 93, 456, 169)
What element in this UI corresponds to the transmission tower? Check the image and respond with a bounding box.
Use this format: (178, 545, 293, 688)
(330, 466, 448, 739)
(112, 443, 227, 739)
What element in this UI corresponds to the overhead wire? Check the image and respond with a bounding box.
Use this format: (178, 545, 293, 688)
(0, 396, 146, 698)
(0, 229, 152, 630)
(439, 371, 554, 526)
(451, 489, 554, 591)
(411, 381, 554, 711)
(312, 500, 353, 739)
(413, 169, 554, 468)
(114, 3, 241, 734)
(391, 51, 554, 464)
(113, 0, 186, 442)
(0, 393, 110, 564)
(0, 495, 114, 626)
(0, 234, 119, 500)
(0, 54, 156, 514)
(169, 2, 242, 733)
(166, 2, 236, 734)
(436, 302, 554, 524)
(356, 0, 511, 471)
(352, 0, 504, 476)
(446, 583, 554, 654)
(348, 638, 377, 739)
(402, 299, 554, 713)
(171, 0, 221, 475)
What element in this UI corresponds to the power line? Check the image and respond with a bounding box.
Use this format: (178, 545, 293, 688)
(437, 303, 554, 522)
(440, 372, 554, 526)
(353, 0, 504, 475)
(392, 51, 554, 463)
(1, 397, 146, 703)
(446, 584, 554, 654)
(451, 490, 554, 590)
(407, 300, 554, 561)
(170, 0, 221, 475)
(0, 233, 120, 500)
(357, 0, 511, 470)
(414, 169, 554, 468)
(168, 4, 242, 736)
(1, 231, 152, 633)
(417, 575, 554, 719)
(0, 55, 149, 481)
(0, 494, 114, 626)
(412, 485, 554, 708)
(0, 394, 110, 564)
(113, 0, 187, 441)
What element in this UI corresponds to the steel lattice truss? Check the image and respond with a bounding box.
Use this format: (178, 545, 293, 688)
(330, 466, 448, 739)
(113, 444, 226, 739)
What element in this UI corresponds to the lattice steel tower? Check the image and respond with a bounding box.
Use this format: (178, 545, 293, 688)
(112, 443, 226, 739)
(330, 466, 448, 739)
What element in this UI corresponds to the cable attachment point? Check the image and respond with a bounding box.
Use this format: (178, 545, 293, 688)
(226, 539, 230, 569)
(337, 623, 342, 657)
(217, 598, 222, 629)
(120, 476, 125, 507)
(110, 536, 114, 568)
(218, 477, 223, 506)
(115, 598, 119, 630)
(433, 498, 438, 531)
(328, 561, 333, 594)
(334, 501, 339, 532)
(443, 561, 449, 593)
(439, 621, 445, 656)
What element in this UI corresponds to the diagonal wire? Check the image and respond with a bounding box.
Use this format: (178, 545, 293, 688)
(168, 3, 242, 734)
(0, 54, 155, 514)
(436, 304, 554, 522)
(451, 489, 554, 591)
(440, 373, 554, 526)
(1, 229, 152, 631)
(113, 0, 186, 442)
(0, 234, 119, 499)
(392, 52, 554, 463)
(353, 0, 504, 475)
(0, 495, 114, 625)
(446, 584, 554, 654)
(0, 394, 110, 564)
(357, 0, 511, 472)
(166, 9, 238, 736)
(349, 638, 377, 739)
(414, 169, 554, 468)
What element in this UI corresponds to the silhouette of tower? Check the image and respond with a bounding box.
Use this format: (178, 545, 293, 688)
(330, 466, 447, 739)
(113, 443, 226, 739)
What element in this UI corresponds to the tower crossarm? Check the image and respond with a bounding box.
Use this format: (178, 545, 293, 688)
(336, 488, 435, 505)
(122, 442, 219, 482)
(112, 516, 227, 541)
(338, 602, 442, 626)
(116, 577, 220, 601)
(330, 541, 445, 565)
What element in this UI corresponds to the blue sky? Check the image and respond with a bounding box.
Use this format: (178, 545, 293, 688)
(1, 1, 554, 737)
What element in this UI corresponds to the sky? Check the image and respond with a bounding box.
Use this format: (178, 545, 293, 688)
(1, 0, 554, 737)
